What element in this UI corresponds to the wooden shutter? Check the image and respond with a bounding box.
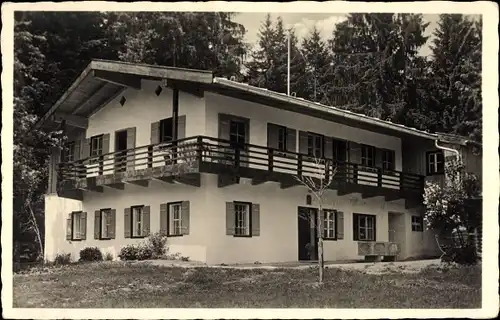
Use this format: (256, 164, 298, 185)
(267, 123, 279, 149)
(226, 202, 235, 235)
(124, 208, 131, 238)
(178, 115, 186, 140)
(251, 203, 260, 236)
(109, 209, 116, 239)
(74, 139, 81, 161)
(350, 142, 362, 164)
(299, 131, 308, 154)
(336, 211, 344, 239)
(80, 212, 87, 240)
(286, 128, 296, 152)
(94, 210, 101, 239)
(353, 213, 359, 241)
(219, 114, 231, 140)
(66, 213, 72, 240)
(324, 137, 333, 159)
(160, 203, 168, 236)
(151, 122, 160, 144)
(102, 133, 110, 156)
(373, 216, 377, 241)
(143, 206, 151, 236)
(81, 138, 91, 159)
(181, 201, 190, 235)
(126, 127, 136, 172)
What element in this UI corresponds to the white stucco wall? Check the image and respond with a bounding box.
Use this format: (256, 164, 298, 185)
(46, 86, 439, 264)
(87, 80, 206, 147)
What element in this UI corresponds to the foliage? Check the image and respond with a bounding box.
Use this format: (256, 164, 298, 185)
(145, 232, 168, 258)
(104, 252, 114, 261)
(79, 247, 104, 262)
(53, 253, 72, 265)
(118, 243, 153, 261)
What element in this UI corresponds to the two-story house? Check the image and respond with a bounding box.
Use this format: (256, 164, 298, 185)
(37, 59, 481, 264)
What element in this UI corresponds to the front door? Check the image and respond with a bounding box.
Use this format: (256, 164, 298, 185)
(298, 206, 318, 261)
(388, 212, 406, 259)
(115, 130, 128, 173)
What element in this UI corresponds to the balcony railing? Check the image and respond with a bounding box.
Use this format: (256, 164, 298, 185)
(58, 135, 424, 193)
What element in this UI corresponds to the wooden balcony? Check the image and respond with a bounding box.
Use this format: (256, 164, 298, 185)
(57, 136, 424, 207)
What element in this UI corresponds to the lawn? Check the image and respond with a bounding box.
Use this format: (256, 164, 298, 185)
(13, 262, 481, 308)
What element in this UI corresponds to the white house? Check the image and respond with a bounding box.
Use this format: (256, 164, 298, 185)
(37, 59, 481, 264)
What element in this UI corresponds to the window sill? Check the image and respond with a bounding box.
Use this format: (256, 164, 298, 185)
(355, 239, 376, 242)
(131, 236, 147, 239)
(167, 234, 184, 237)
(70, 238, 84, 241)
(99, 237, 113, 240)
(323, 237, 337, 241)
(233, 234, 252, 238)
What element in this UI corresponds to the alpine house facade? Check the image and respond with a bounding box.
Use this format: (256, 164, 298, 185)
(38, 59, 482, 265)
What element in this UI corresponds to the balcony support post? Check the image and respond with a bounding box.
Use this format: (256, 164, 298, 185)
(172, 85, 179, 163)
(268, 149, 274, 173)
(377, 167, 382, 187)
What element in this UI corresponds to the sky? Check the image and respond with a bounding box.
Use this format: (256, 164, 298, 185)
(233, 13, 440, 57)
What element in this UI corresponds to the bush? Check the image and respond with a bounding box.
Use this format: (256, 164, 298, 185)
(146, 232, 168, 258)
(79, 247, 103, 262)
(104, 252, 114, 261)
(443, 245, 479, 265)
(118, 245, 139, 261)
(118, 243, 153, 261)
(54, 253, 72, 265)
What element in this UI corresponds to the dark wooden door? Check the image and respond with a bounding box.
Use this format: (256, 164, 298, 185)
(298, 207, 318, 261)
(115, 130, 128, 173)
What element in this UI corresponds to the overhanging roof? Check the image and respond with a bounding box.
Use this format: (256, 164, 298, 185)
(36, 59, 478, 146)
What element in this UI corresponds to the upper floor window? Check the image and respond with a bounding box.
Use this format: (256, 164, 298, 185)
(160, 117, 173, 143)
(277, 125, 287, 152)
(90, 135, 103, 158)
(229, 119, 247, 148)
(361, 145, 375, 167)
(427, 151, 444, 175)
(61, 141, 75, 163)
(307, 133, 323, 158)
(382, 149, 395, 171)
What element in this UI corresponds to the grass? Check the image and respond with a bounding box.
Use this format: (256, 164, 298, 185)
(13, 262, 481, 308)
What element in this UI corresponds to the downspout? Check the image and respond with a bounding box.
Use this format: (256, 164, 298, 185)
(435, 139, 461, 163)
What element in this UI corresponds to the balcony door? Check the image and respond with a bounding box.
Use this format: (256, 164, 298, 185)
(219, 114, 249, 168)
(115, 130, 128, 173)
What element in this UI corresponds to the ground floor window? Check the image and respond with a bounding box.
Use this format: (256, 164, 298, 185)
(234, 202, 251, 236)
(411, 215, 423, 232)
(168, 202, 182, 236)
(132, 206, 144, 237)
(72, 211, 83, 240)
(100, 209, 112, 239)
(354, 213, 376, 241)
(323, 210, 336, 239)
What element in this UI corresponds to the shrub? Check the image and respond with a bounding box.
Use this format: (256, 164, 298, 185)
(104, 252, 114, 261)
(118, 245, 139, 260)
(54, 253, 72, 265)
(79, 247, 103, 262)
(137, 245, 153, 260)
(146, 232, 168, 258)
(443, 245, 479, 265)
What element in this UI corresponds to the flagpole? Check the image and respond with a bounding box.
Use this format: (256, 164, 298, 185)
(287, 31, 290, 96)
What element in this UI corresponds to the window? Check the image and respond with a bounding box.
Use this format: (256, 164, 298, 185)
(132, 206, 144, 237)
(307, 133, 323, 158)
(277, 125, 287, 152)
(411, 216, 423, 232)
(72, 211, 82, 240)
(168, 202, 182, 236)
(100, 209, 112, 239)
(61, 142, 75, 163)
(382, 149, 395, 171)
(427, 151, 444, 175)
(160, 117, 173, 143)
(361, 145, 375, 167)
(229, 120, 246, 148)
(90, 135, 103, 158)
(354, 213, 376, 241)
(234, 202, 251, 236)
(324, 210, 336, 239)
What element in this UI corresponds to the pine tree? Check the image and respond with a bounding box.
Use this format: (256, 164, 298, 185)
(300, 26, 330, 102)
(429, 14, 482, 142)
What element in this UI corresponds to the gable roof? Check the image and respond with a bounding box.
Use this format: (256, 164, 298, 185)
(35, 59, 479, 146)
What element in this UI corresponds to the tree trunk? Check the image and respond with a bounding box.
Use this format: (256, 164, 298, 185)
(27, 201, 44, 261)
(317, 204, 324, 284)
